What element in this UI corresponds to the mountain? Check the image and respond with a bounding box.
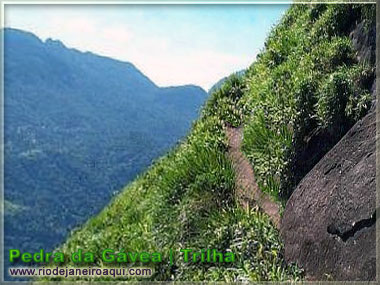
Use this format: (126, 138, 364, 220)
(4, 28, 207, 271)
(41, 3, 376, 282)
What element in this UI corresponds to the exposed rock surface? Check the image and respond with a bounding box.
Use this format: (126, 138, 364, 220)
(349, 20, 376, 65)
(281, 110, 376, 281)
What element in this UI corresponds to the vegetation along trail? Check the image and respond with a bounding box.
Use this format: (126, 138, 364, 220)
(226, 126, 281, 228)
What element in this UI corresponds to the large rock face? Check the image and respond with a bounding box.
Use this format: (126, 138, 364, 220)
(280, 110, 376, 281)
(350, 20, 376, 66)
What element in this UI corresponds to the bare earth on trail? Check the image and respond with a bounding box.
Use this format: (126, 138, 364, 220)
(226, 126, 281, 228)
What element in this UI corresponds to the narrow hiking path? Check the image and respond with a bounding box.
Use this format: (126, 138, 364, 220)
(226, 126, 281, 229)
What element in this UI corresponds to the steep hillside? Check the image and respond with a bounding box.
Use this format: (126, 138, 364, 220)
(47, 75, 302, 282)
(241, 4, 375, 201)
(41, 3, 375, 282)
(4, 28, 207, 273)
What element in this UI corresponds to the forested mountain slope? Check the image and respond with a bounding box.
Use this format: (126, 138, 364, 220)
(42, 3, 375, 282)
(4, 28, 207, 271)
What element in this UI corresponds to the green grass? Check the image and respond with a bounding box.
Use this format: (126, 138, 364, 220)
(43, 3, 375, 282)
(240, 4, 375, 200)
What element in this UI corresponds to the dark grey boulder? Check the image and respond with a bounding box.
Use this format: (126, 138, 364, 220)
(349, 20, 376, 65)
(280, 110, 376, 281)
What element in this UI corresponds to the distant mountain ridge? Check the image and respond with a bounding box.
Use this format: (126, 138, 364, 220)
(3, 28, 208, 271)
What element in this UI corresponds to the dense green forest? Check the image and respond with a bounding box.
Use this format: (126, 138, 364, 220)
(40, 3, 375, 282)
(4, 28, 207, 275)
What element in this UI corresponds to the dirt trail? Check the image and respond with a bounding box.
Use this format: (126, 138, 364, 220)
(226, 126, 281, 229)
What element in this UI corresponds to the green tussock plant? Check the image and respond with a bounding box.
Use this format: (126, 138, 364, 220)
(202, 74, 246, 127)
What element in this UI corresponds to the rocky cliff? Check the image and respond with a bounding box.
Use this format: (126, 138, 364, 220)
(281, 105, 376, 281)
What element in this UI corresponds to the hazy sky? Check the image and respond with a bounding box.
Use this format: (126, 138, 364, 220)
(5, 4, 289, 90)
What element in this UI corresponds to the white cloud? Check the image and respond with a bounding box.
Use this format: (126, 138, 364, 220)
(130, 49, 255, 90)
(4, 4, 281, 90)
